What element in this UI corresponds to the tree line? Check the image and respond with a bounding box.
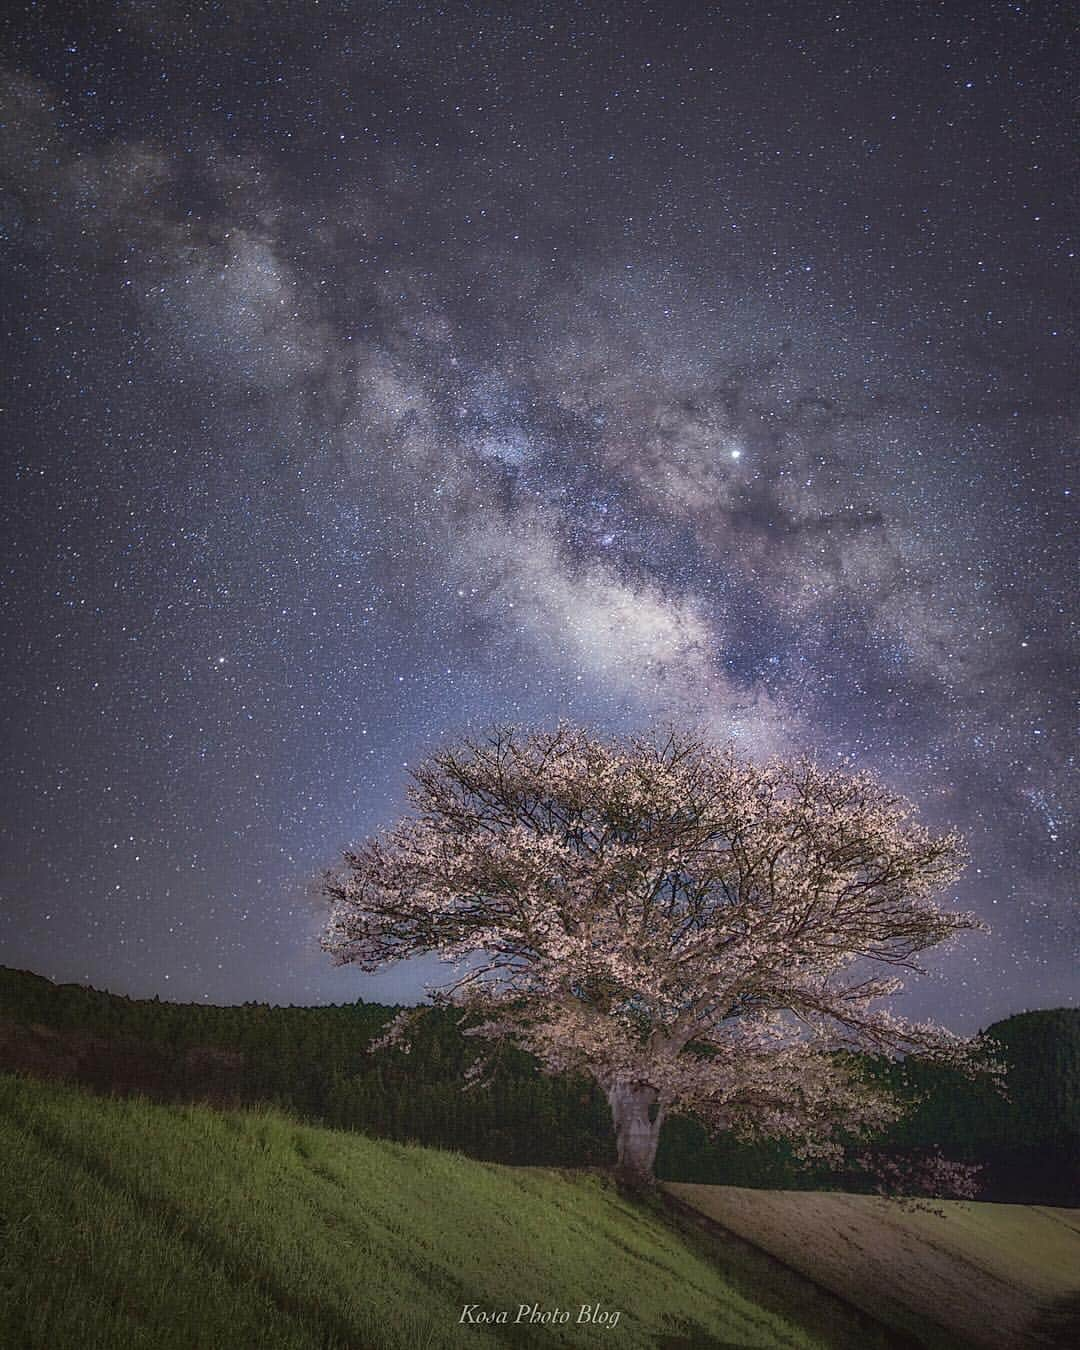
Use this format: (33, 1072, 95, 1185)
(1, 966, 1076, 1201)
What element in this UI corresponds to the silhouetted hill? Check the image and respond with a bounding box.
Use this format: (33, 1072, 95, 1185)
(884, 1007, 1080, 1204)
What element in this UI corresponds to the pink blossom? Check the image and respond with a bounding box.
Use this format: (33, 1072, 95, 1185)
(323, 725, 986, 1185)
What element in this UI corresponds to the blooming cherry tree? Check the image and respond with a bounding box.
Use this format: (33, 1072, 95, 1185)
(323, 725, 984, 1187)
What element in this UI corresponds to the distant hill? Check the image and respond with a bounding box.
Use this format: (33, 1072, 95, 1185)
(881, 1008, 1080, 1204)
(1, 967, 1076, 1202)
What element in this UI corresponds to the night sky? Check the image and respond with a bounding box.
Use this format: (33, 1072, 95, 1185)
(1, 1, 1075, 1029)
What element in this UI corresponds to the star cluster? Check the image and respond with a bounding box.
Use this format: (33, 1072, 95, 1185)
(0, 0, 1074, 1026)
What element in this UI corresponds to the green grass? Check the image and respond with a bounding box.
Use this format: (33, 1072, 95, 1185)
(0, 1073, 903, 1350)
(668, 1183, 1080, 1350)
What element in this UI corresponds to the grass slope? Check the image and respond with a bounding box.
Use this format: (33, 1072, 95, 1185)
(667, 1183, 1080, 1350)
(0, 1074, 900, 1350)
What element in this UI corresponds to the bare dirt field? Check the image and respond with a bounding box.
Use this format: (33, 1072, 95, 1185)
(666, 1184, 1080, 1349)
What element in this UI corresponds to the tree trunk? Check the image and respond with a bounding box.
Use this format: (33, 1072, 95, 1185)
(606, 1080, 664, 1188)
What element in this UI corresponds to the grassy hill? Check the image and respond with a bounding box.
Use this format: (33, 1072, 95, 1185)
(1, 1072, 906, 1350)
(668, 1184, 1080, 1350)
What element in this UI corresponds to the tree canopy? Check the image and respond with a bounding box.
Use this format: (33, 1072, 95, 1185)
(323, 725, 985, 1185)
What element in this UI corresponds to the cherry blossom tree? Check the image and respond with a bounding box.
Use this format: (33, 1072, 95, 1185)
(323, 725, 985, 1188)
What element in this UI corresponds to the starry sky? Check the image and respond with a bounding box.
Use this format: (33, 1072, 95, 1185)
(1, 1, 1075, 1028)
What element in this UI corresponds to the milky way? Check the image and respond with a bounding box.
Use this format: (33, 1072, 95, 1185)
(1, 1, 1075, 1027)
